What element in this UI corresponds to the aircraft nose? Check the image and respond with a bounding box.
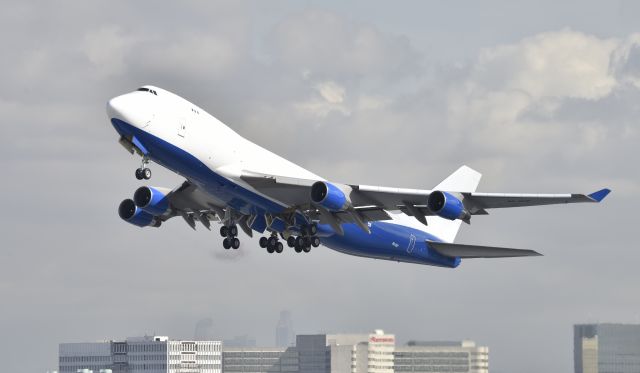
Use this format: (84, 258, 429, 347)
(107, 95, 127, 120)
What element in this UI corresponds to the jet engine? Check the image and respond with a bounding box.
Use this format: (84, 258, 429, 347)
(118, 199, 160, 227)
(311, 181, 351, 211)
(133, 186, 170, 216)
(427, 191, 471, 222)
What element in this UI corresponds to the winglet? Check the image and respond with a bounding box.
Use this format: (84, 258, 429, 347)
(588, 188, 611, 203)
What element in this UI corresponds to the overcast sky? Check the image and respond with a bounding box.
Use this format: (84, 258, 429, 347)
(1, 1, 639, 372)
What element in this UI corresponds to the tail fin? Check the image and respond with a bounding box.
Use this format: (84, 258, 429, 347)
(426, 165, 482, 243)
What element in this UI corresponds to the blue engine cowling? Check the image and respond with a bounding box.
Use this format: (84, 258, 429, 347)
(427, 191, 470, 221)
(118, 199, 160, 227)
(311, 181, 350, 211)
(133, 186, 170, 216)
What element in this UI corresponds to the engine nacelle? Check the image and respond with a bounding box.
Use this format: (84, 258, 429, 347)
(118, 199, 160, 227)
(427, 191, 471, 221)
(133, 186, 170, 216)
(311, 181, 351, 211)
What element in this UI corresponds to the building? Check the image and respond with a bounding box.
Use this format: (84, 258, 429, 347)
(59, 335, 221, 373)
(574, 324, 640, 373)
(394, 340, 489, 373)
(296, 330, 394, 373)
(222, 347, 298, 373)
(221, 329, 487, 373)
(276, 311, 295, 348)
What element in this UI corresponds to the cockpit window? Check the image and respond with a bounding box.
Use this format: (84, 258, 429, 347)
(137, 87, 157, 96)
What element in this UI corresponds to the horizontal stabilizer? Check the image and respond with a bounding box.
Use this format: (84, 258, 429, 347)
(428, 241, 542, 258)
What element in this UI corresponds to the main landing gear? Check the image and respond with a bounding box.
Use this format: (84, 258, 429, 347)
(260, 225, 320, 254)
(135, 157, 152, 180)
(259, 234, 284, 254)
(220, 224, 240, 249)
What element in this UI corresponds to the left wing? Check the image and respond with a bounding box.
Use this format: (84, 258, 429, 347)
(240, 166, 610, 226)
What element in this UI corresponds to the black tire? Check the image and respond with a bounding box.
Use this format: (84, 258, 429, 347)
(268, 236, 277, 248)
(135, 168, 143, 180)
(303, 244, 311, 253)
(143, 168, 152, 180)
(275, 242, 284, 253)
(232, 237, 240, 249)
(222, 238, 231, 250)
(287, 236, 296, 248)
(294, 245, 302, 253)
(308, 224, 318, 235)
(229, 225, 238, 236)
(304, 237, 311, 247)
(311, 236, 321, 247)
(259, 237, 268, 248)
(267, 244, 275, 253)
(220, 226, 228, 237)
(294, 237, 304, 252)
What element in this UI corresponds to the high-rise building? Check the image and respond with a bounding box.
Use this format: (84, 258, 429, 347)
(59, 335, 222, 373)
(394, 340, 489, 373)
(195, 318, 216, 341)
(276, 311, 295, 347)
(574, 324, 640, 373)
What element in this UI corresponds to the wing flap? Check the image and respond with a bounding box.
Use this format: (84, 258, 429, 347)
(428, 241, 542, 258)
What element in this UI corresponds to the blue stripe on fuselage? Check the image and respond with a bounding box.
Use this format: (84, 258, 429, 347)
(320, 222, 460, 268)
(111, 118, 460, 268)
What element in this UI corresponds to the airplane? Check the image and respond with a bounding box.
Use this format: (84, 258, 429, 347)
(108, 85, 610, 268)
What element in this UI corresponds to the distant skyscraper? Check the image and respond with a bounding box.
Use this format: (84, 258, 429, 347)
(574, 323, 640, 373)
(195, 318, 215, 341)
(276, 310, 294, 347)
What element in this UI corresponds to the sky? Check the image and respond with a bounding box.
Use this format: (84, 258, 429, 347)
(1, 1, 639, 372)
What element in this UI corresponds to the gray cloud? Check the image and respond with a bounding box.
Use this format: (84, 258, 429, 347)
(1, 2, 638, 373)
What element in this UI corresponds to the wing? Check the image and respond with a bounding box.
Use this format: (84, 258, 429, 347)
(240, 168, 610, 226)
(147, 181, 241, 233)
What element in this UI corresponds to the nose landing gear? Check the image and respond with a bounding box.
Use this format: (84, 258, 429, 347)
(135, 157, 152, 180)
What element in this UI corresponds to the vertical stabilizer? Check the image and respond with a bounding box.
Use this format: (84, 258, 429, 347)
(426, 165, 482, 243)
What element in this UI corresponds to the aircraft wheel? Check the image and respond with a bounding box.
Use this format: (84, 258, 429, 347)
(229, 225, 238, 236)
(294, 237, 304, 253)
(231, 237, 240, 249)
(220, 226, 228, 237)
(311, 236, 320, 247)
(135, 168, 144, 180)
(287, 236, 296, 248)
(275, 242, 284, 253)
(268, 236, 277, 248)
(222, 238, 231, 250)
(259, 237, 268, 248)
(266, 243, 275, 254)
(143, 168, 152, 180)
(303, 244, 311, 253)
